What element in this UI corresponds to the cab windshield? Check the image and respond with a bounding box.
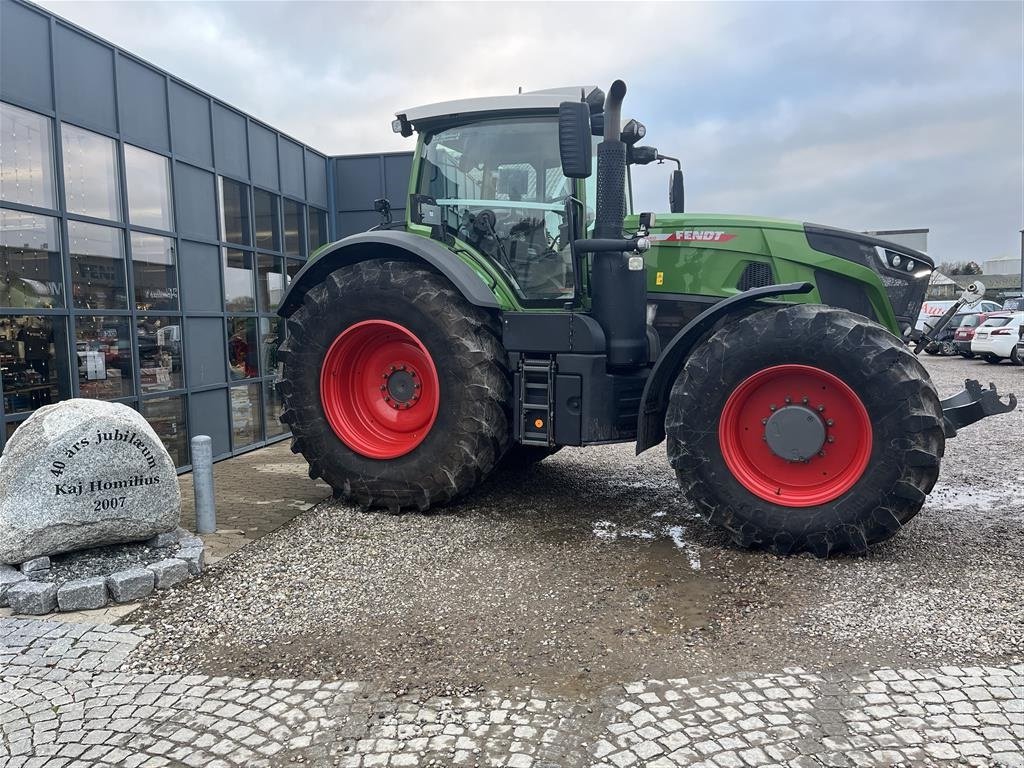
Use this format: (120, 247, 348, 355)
(418, 117, 574, 301)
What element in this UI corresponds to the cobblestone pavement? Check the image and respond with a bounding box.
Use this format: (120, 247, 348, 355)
(2, 617, 1021, 767)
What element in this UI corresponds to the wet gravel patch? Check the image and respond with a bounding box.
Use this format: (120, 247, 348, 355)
(127, 355, 1023, 694)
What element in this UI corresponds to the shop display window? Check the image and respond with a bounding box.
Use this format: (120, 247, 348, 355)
(125, 145, 174, 231)
(0, 315, 70, 414)
(219, 177, 250, 245)
(283, 199, 303, 257)
(230, 382, 262, 448)
(140, 395, 188, 466)
(61, 123, 122, 222)
(131, 232, 179, 311)
(137, 316, 183, 393)
(227, 316, 258, 381)
(75, 315, 133, 399)
(0, 209, 63, 309)
(68, 221, 128, 310)
(1, 102, 57, 209)
(223, 248, 255, 312)
(257, 254, 285, 313)
(254, 189, 280, 251)
(263, 378, 286, 438)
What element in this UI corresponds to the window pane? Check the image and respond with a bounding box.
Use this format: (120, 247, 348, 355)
(223, 248, 255, 312)
(285, 257, 303, 286)
(131, 232, 178, 311)
(230, 382, 262, 448)
(263, 379, 286, 438)
(125, 144, 173, 231)
(218, 177, 250, 245)
(68, 221, 127, 309)
(0, 209, 63, 309)
(140, 395, 188, 466)
(283, 199, 303, 257)
(227, 315, 258, 380)
(1, 102, 56, 209)
(259, 316, 284, 381)
(137, 316, 182, 393)
(75, 315, 133, 400)
(0, 315, 70, 414)
(257, 254, 285, 313)
(61, 123, 122, 221)
(253, 189, 280, 251)
(307, 207, 328, 253)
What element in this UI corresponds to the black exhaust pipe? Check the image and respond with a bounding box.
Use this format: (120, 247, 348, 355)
(592, 80, 647, 368)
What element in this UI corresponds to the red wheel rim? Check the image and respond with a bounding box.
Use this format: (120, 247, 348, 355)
(320, 319, 440, 459)
(718, 364, 872, 507)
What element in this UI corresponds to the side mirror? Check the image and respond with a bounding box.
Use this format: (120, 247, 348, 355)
(962, 281, 986, 307)
(558, 101, 592, 179)
(669, 170, 685, 213)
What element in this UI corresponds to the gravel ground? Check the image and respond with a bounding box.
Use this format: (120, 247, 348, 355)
(32, 536, 189, 586)
(127, 355, 1022, 697)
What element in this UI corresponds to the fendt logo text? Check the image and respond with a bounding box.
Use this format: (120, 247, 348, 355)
(653, 230, 737, 243)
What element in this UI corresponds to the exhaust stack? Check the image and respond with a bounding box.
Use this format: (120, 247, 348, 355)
(592, 80, 648, 368)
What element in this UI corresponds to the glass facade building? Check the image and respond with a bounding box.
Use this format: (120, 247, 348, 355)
(0, 0, 412, 468)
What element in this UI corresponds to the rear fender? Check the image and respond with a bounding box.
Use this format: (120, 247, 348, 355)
(277, 230, 500, 318)
(635, 281, 814, 454)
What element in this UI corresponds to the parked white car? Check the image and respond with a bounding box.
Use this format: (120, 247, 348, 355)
(971, 312, 1024, 364)
(916, 299, 1002, 331)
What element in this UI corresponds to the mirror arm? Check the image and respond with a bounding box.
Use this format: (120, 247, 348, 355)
(657, 153, 682, 171)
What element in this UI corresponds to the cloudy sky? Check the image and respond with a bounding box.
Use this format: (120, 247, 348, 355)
(42, 0, 1023, 266)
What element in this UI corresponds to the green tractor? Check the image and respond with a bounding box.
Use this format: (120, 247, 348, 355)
(277, 81, 1014, 556)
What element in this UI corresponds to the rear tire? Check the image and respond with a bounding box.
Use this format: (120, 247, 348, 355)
(1012, 346, 1022, 366)
(984, 354, 1001, 364)
(278, 259, 511, 511)
(666, 304, 944, 556)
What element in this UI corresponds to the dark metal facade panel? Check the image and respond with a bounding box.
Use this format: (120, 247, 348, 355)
(383, 153, 413, 202)
(174, 162, 218, 241)
(336, 210, 385, 239)
(179, 241, 224, 313)
(0, 0, 53, 111)
(304, 149, 328, 208)
(188, 388, 231, 459)
(53, 22, 116, 132)
(184, 317, 228, 388)
(212, 102, 249, 180)
(248, 122, 279, 190)
(333, 156, 383, 211)
(279, 137, 305, 199)
(168, 81, 213, 167)
(117, 56, 169, 151)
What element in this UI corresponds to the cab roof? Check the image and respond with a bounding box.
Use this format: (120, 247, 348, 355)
(395, 86, 599, 133)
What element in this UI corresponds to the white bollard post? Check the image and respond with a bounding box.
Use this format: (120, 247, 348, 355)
(191, 435, 216, 534)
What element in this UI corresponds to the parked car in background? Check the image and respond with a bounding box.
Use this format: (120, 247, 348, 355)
(1017, 324, 1024, 364)
(925, 313, 971, 356)
(916, 299, 1002, 332)
(971, 312, 1024, 364)
(953, 312, 994, 358)
(1002, 295, 1023, 311)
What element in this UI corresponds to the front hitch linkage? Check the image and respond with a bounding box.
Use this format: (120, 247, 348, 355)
(940, 379, 1017, 438)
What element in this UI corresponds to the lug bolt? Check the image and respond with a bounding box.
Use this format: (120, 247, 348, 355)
(414, 383, 421, 389)
(802, 396, 809, 404)
(827, 436, 835, 443)
(379, 385, 386, 392)
(826, 419, 834, 426)
(769, 404, 777, 412)
(384, 395, 390, 402)
(398, 364, 406, 371)
(761, 417, 768, 425)
(784, 396, 792, 404)
(818, 450, 826, 457)
(817, 405, 825, 412)
(389, 365, 396, 373)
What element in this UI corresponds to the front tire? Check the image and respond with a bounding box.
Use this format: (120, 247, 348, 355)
(666, 304, 945, 556)
(278, 259, 511, 511)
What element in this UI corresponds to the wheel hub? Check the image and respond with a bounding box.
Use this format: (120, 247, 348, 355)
(384, 368, 418, 407)
(764, 405, 826, 462)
